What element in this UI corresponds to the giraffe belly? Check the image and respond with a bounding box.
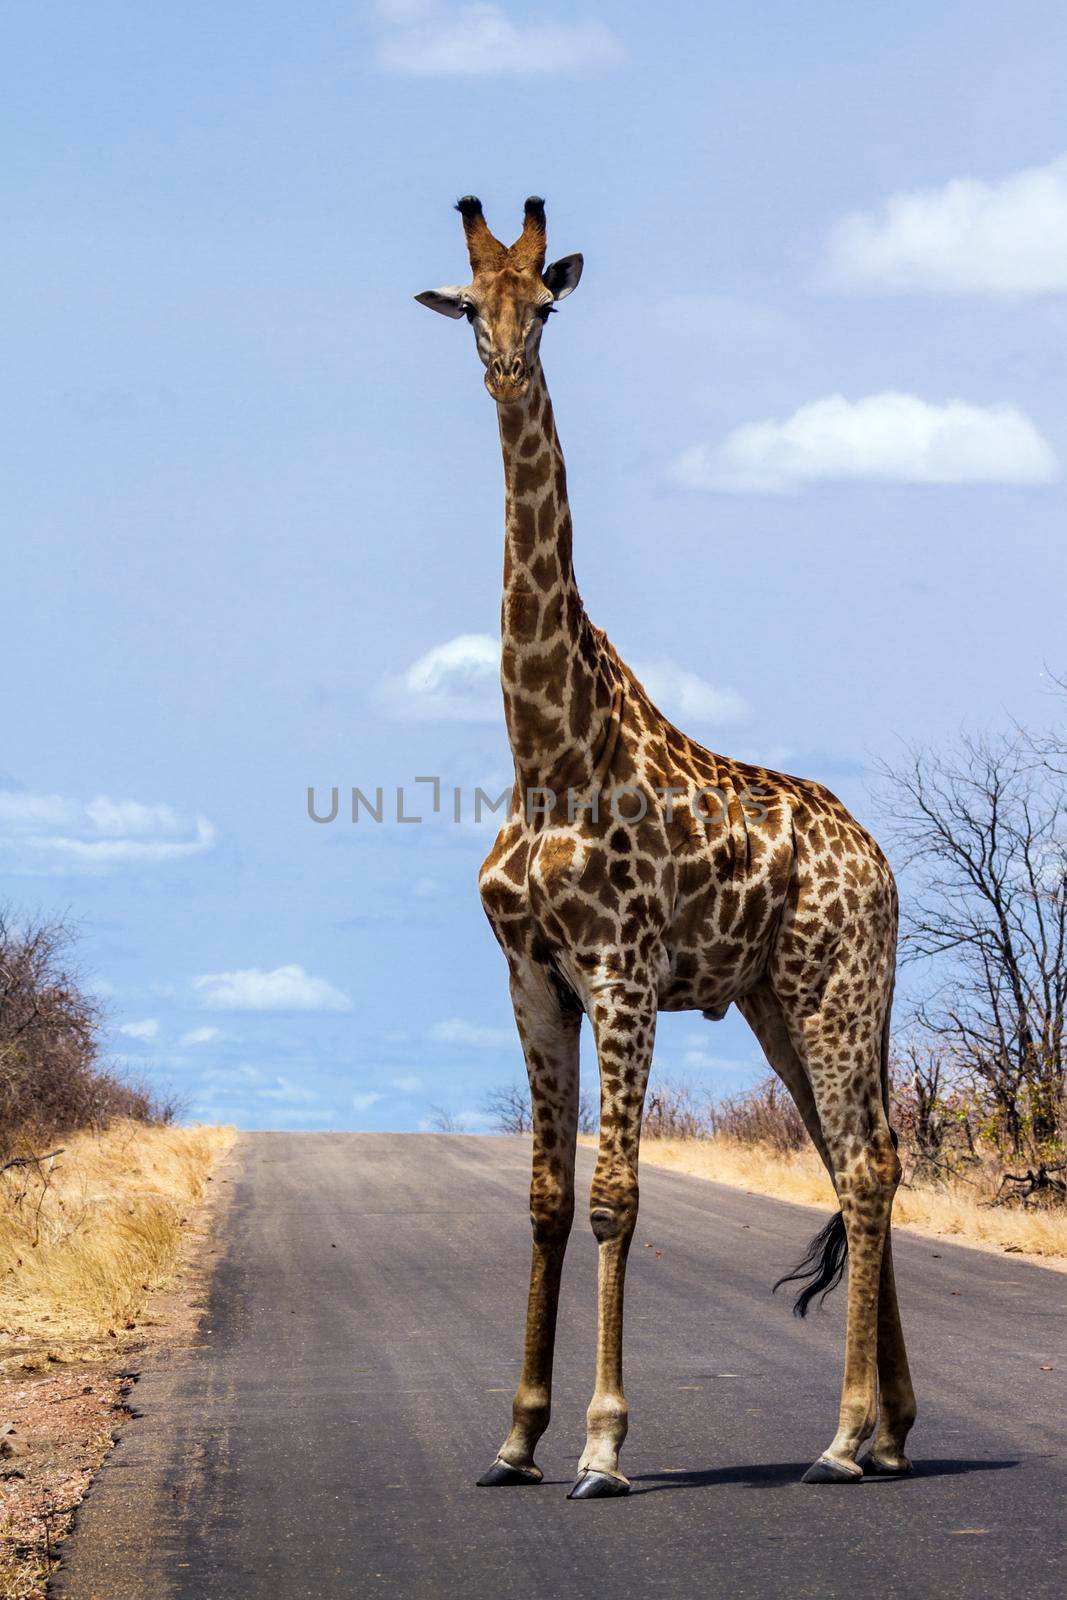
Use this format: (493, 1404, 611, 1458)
(658, 926, 772, 1016)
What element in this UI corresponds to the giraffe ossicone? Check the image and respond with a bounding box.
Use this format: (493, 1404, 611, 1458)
(415, 196, 916, 1497)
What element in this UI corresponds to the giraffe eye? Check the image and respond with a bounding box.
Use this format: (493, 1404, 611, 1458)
(463, 303, 478, 323)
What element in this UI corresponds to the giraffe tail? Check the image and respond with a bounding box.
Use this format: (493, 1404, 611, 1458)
(772, 1210, 848, 1318)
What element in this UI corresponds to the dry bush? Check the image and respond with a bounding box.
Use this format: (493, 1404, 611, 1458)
(642, 1072, 806, 1153)
(0, 909, 177, 1156)
(644, 1075, 707, 1140)
(0, 1120, 234, 1355)
(708, 1074, 807, 1153)
(889, 1043, 1066, 1221)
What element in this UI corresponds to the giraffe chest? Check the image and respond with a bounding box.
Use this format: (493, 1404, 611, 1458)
(478, 817, 674, 984)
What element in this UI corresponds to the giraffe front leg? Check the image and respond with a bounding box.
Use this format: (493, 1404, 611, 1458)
(477, 964, 580, 1488)
(568, 984, 655, 1501)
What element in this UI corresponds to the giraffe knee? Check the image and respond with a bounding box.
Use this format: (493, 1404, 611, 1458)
(529, 1176, 574, 1244)
(589, 1167, 638, 1241)
(836, 1122, 901, 1201)
(870, 1126, 902, 1190)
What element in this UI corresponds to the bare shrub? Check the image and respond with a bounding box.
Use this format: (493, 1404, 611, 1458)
(0, 907, 174, 1154)
(887, 1041, 993, 1182)
(708, 1073, 808, 1153)
(642, 1071, 806, 1152)
(643, 1075, 707, 1140)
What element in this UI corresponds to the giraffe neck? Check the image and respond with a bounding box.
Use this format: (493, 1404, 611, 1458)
(497, 361, 617, 796)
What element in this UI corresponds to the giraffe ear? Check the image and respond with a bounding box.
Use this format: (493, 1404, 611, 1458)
(414, 287, 468, 320)
(543, 254, 583, 300)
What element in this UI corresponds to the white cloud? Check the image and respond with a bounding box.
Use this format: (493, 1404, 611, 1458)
(822, 153, 1067, 294)
(0, 790, 215, 874)
(202, 1064, 264, 1087)
(374, 1, 622, 76)
(633, 661, 749, 726)
(352, 1091, 385, 1112)
(193, 964, 352, 1012)
(382, 634, 747, 728)
(390, 1075, 423, 1092)
(258, 1074, 322, 1104)
(682, 1045, 757, 1073)
(376, 633, 501, 721)
(430, 1016, 516, 1049)
(118, 1018, 159, 1041)
(179, 1026, 222, 1048)
(672, 391, 1059, 495)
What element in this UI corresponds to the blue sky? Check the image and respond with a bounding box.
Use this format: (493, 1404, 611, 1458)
(3, 2, 1066, 1130)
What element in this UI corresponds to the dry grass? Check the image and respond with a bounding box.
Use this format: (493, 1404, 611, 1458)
(580, 1135, 1067, 1269)
(0, 1120, 235, 1363)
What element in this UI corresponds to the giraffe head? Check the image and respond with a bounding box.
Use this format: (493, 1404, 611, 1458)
(415, 196, 583, 404)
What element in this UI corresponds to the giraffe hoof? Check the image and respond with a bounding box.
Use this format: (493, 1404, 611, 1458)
(863, 1451, 913, 1477)
(476, 1459, 542, 1487)
(567, 1470, 630, 1499)
(801, 1454, 863, 1484)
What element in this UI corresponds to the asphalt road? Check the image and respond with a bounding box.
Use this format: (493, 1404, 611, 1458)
(55, 1134, 1066, 1600)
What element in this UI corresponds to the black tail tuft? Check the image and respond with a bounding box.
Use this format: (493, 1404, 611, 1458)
(773, 1210, 848, 1317)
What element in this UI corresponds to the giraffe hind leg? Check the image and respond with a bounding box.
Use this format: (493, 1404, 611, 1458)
(798, 1038, 900, 1482)
(740, 982, 913, 1482)
(863, 1228, 917, 1475)
(866, 1010, 918, 1473)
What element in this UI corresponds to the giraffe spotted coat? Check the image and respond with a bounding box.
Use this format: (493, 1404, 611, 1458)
(417, 196, 915, 1498)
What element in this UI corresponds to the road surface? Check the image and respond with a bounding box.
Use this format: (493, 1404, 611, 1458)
(55, 1134, 1066, 1599)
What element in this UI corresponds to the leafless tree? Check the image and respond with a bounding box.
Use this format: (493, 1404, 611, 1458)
(576, 1091, 599, 1136)
(484, 1080, 599, 1135)
(483, 1081, 533, 1134)
(427, 1104, 461, 1132)
(876, 723, 1067, 1153)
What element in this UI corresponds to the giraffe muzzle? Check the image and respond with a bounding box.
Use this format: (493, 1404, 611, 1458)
(486, 350, 530, 403)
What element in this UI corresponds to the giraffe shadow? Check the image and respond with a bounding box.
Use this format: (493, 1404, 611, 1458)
(631, 1457, 1019, 1493)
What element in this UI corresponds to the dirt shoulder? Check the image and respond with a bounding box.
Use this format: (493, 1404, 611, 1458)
(0, 1127, 238, 1599)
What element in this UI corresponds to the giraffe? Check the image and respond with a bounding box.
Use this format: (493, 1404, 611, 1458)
(415, 196, 916, 1498)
